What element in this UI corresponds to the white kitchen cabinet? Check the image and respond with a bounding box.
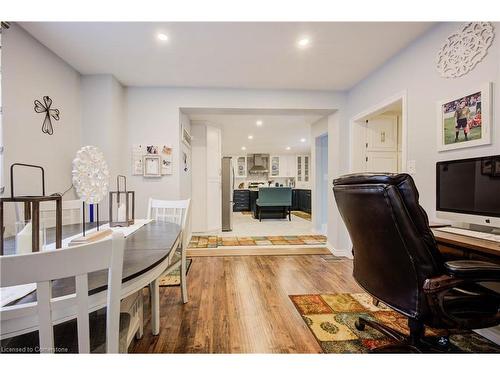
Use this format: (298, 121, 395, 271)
(270, 155, 281, 177)
(236, 155, 247, 178)
(296, 155, 310, 185)
(270, 155, 297, 178)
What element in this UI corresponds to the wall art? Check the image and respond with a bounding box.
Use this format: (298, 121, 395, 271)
(34, 96, 60, 135)
(436, 22, 495, 78)
(144, 155, 162, 177)
(436, 82, 491, 152)
(131, 144, 173, 176)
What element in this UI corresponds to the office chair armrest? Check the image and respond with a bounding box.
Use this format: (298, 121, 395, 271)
(424, 261, 500, 293)
(444, 260, 500, 280)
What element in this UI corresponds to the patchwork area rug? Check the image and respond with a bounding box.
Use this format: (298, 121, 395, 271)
(291, 211, 312, 221)
(290, 293, 500, 353)
(188, 235, 327, 248)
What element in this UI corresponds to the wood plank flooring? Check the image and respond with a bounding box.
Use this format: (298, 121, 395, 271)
(129, 253, 360, 353)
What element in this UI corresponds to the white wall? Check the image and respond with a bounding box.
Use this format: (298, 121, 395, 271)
(347, 22, 500, 223)
(2, 23, 81, 233)
(126, 87, 345, 220)
(81, 74, 127, 219)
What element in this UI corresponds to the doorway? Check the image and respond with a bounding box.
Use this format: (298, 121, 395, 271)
(350, 92, 407, 174)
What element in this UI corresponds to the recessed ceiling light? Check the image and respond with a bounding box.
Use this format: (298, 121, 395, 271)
(256, 120, 263, 126)
(241, 146, 246, 150)
(297, 37, 310, 48)
(286, 146, 291, 150)
(157, 33, 169, 42)
(248, 135, 254, 140)
(300, 138, 306, 142)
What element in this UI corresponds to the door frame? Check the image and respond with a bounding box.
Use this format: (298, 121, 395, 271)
(349, 90, 408, 173)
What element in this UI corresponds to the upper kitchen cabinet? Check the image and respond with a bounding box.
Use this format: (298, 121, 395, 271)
(296, 155, 310, 186)
(270, 155, 280, 177)
(236, 155, 247, 178)
(270, 155, 296, 178)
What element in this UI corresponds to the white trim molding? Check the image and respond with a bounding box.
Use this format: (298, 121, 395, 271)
(349, 90, 408, 173)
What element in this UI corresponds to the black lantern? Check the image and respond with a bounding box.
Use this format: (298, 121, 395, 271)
(109, 175, 134, 227)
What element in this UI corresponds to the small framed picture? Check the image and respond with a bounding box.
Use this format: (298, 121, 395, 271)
(143, 155, 161, 177)
(437, 82, 492, 152)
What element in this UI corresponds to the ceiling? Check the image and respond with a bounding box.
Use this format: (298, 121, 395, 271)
(20, 22, 434, 90)
(187, 110, 329, 155)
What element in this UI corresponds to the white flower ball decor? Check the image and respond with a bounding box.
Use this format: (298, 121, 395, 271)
(72, 146, 110, 204)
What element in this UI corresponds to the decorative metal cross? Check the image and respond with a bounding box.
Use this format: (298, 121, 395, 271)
(34, 96, 60, 135)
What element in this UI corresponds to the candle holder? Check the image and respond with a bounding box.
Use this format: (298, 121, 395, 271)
(0, 163, 62, 255)
(109, 175, 135, 227)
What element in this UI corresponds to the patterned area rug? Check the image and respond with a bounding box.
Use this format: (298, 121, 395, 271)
(188, 235, 327, 248)
(291, 211, 311, 221)
(290, 293, 500, 353)
(159, 253, 192, 287)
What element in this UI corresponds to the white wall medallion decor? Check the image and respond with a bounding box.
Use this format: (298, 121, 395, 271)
(72, 145, 110, 204)
(132, 144, 173, 176)
(436, 22, 495, 78)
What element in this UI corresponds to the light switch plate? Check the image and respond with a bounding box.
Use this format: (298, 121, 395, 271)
(407, 160, 416, 174)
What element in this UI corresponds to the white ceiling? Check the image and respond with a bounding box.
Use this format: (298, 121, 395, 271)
(187, 110, 329, 155)
(19, 22, 434, 90)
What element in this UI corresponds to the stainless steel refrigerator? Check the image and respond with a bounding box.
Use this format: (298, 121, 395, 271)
(221, 156, 234, 231)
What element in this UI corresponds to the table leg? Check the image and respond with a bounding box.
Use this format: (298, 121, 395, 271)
(150, 279, 160, 335)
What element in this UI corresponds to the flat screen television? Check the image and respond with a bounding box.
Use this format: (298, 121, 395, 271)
(436, 155, 500, 227)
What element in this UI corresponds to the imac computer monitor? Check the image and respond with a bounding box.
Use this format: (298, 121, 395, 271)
(436, 155, 500, 228)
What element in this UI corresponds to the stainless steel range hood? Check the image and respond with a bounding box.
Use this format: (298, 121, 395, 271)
(248, 154, 269, 174)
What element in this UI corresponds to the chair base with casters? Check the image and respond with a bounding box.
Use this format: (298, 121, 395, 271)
(354, 316, 452, 353)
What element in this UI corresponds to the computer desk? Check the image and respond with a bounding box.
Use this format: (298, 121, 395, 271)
(431, 225, 500, 264)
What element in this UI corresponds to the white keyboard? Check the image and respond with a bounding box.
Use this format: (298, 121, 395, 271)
(435, 227, 500, 243)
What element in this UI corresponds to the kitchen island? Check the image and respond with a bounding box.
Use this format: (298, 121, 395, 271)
(233, 188, 311, 219)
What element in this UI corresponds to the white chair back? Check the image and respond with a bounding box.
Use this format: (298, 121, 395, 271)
(147, 198, 190, 235)
(15, 199, 83, 228)
(0, 232, 125, 353)
(41, 199, 82, 227)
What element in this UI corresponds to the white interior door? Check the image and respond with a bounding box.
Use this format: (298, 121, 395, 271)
(366, 152, 398, 173)
(364, 115, 399, 173)
(365, 115, 398, 151)
(206, 125, 221, 231)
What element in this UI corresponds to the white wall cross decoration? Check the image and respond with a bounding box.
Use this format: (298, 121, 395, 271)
(436, 22, 495, 79)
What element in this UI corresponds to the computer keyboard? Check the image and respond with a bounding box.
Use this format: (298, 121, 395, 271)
(435, 226, 500, 243)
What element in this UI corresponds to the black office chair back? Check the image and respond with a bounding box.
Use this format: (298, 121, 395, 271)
(333, 173, 444, 319)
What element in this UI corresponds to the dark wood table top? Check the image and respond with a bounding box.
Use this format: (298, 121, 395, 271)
(4, 221, 181, 305)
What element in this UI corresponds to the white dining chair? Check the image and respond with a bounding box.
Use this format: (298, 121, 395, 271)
(15, 199, 82, 228)
(0, 232, 128, 353)
(147, 198, 191, 304)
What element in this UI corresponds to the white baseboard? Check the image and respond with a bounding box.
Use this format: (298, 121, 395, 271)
(327, 242, 353, 258)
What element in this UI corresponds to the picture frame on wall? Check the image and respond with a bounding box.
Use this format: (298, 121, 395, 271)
(143, 155, 162, 177)
(437, 82, 492, 152)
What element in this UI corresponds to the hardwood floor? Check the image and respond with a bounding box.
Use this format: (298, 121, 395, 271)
(129, 253, 361, 353)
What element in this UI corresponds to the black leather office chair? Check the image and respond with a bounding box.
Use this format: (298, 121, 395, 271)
(332, 173, 500, 352)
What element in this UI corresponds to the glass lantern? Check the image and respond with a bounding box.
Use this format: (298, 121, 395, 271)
(109, 175, 135, 227)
